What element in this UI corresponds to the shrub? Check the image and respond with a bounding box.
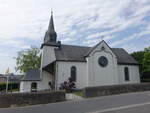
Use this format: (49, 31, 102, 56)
(0, 82, 19, 91)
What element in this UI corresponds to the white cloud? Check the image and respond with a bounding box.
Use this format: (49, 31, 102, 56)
(0, 0, 149, 73)
(82, 38, 102, 46)
(111, 27, 150, 47)
(121, 44, 140, 53)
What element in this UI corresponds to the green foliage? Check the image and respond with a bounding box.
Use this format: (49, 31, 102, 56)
(143, 52, 150, 73)
(131, 46, 150, 76)
(131, 51, 145, 64)
(15, 46, 41, 73)
(73, 90, 83, 97)
(131, 51, 145, 74)
(0, 82, 19, 91)
(144, 46, 150, 52)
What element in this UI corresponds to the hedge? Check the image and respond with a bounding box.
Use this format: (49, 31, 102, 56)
(0, 82, 19, 91)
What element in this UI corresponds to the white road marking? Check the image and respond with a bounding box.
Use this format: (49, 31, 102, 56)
(89, 102, 150, 113)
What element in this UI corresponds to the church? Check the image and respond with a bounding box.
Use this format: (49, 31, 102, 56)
(20, 13, 140, 92)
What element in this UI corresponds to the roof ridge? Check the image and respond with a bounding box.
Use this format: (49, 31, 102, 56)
(112, 47, 123, 49)
(61, 44, 91, 48)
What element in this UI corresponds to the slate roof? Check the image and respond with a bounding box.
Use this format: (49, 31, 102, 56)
(55, 45, 90, 62)
(55, 44, 138, 65)
(21, 69, 41, 81)
(111, 48, 138, 65)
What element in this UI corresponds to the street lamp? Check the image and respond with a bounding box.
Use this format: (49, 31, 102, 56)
(6, 75, 9, 93)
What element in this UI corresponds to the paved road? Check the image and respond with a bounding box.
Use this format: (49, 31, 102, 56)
(1, 91, 150, 113)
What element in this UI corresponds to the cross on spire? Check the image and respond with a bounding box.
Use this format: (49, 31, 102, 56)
(51, 10, 53, 15)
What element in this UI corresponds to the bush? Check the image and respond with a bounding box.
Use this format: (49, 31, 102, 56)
(0, 82, 19, 91)
(59, 77, 76, 93)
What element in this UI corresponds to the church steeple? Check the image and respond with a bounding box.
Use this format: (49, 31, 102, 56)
(44, 11, 57, 43)
(48, 11, 55, 31)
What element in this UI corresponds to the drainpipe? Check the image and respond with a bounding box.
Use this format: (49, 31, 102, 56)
(55, 62, 58, 90)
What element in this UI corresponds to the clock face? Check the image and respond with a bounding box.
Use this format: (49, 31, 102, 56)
(98, 56, 108, 67)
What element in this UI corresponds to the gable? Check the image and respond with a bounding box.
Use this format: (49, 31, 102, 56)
(85, 40, 116, 57)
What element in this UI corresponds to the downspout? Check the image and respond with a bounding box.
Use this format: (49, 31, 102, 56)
(55, 61, 58, 90)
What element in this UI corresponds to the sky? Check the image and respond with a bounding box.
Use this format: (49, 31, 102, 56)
(0, 0, 150, 74)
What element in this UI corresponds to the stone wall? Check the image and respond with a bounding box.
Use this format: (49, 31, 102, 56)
(0, 90, 65, 108)
(83, 83, 150, 98)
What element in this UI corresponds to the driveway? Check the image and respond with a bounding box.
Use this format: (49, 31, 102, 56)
(1, 91, 150, 113)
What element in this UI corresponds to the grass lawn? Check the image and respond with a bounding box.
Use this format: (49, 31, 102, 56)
(73, 90, 84, 97)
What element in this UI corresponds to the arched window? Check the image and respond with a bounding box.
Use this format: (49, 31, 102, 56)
(49, 81, 53, 90)
(124, 67, 129, 81)
(31, 82, 37, 92)
(71, 66, 77, 82)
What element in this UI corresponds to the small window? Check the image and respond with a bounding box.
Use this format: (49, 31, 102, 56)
(49, 81, 53, 90)
(31, 82, 37, 92)
(101, 46, 105, 50)
(124, 67, 129, 81)
(71, 66, 77, 82)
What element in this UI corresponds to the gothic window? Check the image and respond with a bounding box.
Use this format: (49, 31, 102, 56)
(31, 82, 37, 92)
(124, 67, 129, 81)
(71, 66, 77, 82)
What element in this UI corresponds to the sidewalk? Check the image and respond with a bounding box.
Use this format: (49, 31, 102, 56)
(66, 93, 84, 100)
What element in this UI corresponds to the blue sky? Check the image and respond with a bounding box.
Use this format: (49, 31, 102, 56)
(0, 0, 150, 74)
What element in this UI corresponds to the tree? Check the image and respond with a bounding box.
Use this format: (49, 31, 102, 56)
(131, 51, 145, 74)
(144, 46, 150, 52)
(143, 47, 150, 73)
(131, 51, 145, 65)
(15, 46, 41, 73)
(131, 46, 150, 75)
(143, 52, 150, 73)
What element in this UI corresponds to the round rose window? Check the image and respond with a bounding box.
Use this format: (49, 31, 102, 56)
(98, 56, 108, 67)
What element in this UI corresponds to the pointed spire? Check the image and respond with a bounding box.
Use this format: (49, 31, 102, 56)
(44, 11, 57, 43)
(51, 10, 53, 15)
(48, 11, 55, 31)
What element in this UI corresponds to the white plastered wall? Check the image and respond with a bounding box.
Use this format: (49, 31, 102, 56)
(117, 65, 140, 84)
(20, 71, 53, 92)
(41, 46, 57, 68)
(86, 41, 118, 87)
(20, 81, 32, 92)
(56, 61, 87, 89)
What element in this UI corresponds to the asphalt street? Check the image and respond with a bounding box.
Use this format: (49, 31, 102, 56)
(1, 91, 150, 113)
